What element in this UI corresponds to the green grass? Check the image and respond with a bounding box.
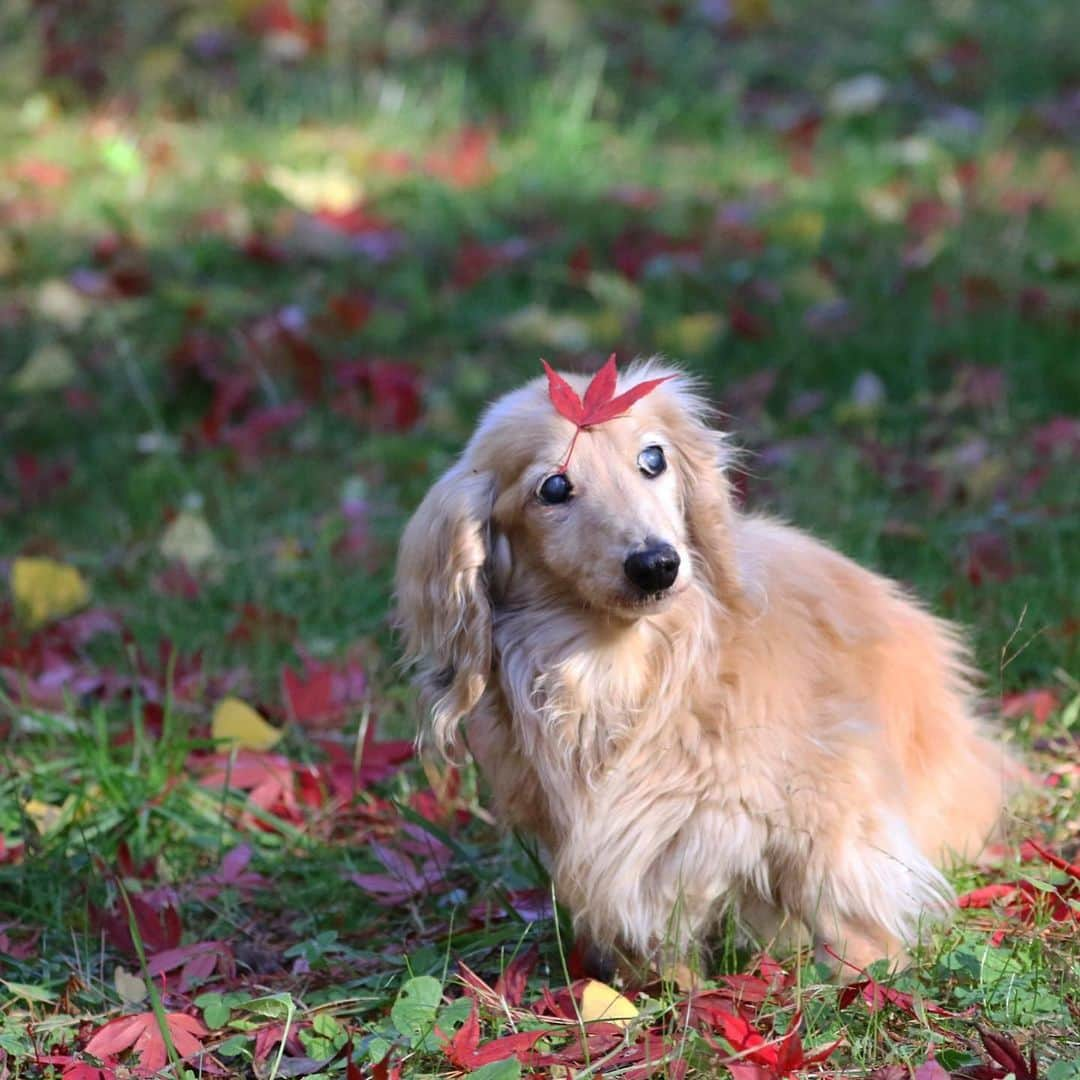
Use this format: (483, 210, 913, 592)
(2, 0, 1079, 1076)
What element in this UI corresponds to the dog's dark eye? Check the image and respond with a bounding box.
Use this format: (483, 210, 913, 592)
(538, 473, 573, 504)
(638, 445, 666, 478)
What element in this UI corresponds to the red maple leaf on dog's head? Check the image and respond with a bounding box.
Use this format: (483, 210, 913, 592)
(541, 355, 673, 468)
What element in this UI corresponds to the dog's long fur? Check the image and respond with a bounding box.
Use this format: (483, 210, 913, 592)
(395, 360, 1010, 972)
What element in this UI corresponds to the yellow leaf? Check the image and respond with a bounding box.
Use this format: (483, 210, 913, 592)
(585, 272, 642, 315)
(11, 557, 90, 627)
(772, 210, 825, 249)
(22, 798, 65, 834)
(212, 697, 283, 751)
(860, 186, 905, 224)
(137, 45, 182, 87)
(268, 164, 363, 213)
(160, 510, 219, 570)
(732, 0, 772, 27)
(10, 343, 77, 393)
(36, 279, 90, 330)
(225, 0, 265, 17)
(580, 980, 638, 1029)
(500, 304, 589, 351)
(114, 966, 148, 1005)
(526, 0, 585, 47)
(584, 308, 627, 347)
(272, 536, 304, 574)
(657, 312, 726, 356)
(786, 265, 839, 304)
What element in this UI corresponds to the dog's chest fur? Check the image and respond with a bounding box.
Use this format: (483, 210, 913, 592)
(484, 582, 793, 923)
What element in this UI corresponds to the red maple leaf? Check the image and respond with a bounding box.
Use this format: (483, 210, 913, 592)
(349, 839, 453, 905)
(83, 1012, 209, 1076)
(956, 883, 1022, 909)
(190, 844, 268, 899)
(700, 1007, 840, 1078)
(30, 1055, 115, 1080)
(96, 895, 182, 960)
(441, 1004, 549, 1069)
(1001, 689, 1059, 725)
(282, 663, 335, 724)
(494, 946, 539, 1007)
(0, 836, 24, 865)
(963, 1026, 1039, 1080)
(424, 126, 495, 189)
(146, 939, 235, 991)
(541, 355, 673, 468)
(838, 975, 959, 1017)
(1021, 836, 1080, 881)
(956, 838, 1080, 945)
(281, 654, 366, 728)
(198, 750, 323, 828)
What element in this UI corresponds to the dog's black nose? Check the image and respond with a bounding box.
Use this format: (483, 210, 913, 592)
(623, 543, 680, 593)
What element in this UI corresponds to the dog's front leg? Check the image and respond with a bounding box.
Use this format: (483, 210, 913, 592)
(556, 849, 713, 987)
(791, 825, 951, 978)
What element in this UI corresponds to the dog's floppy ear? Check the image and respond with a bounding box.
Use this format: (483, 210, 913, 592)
(395, 461, 494, 755)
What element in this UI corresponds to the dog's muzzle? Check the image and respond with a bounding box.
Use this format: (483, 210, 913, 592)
(623, 542, 680, 593)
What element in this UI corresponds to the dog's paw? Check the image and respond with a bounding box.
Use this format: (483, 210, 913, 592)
(814, 932, 908, 982)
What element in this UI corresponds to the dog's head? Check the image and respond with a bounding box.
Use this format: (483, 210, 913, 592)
(395, 360, 739, 751)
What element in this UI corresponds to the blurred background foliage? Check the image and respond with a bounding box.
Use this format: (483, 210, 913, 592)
(2, 0, 1078, 686)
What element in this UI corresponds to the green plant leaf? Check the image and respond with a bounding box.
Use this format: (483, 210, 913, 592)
(390, 975, 443, 1047)
(469, 1058, 522, 1080)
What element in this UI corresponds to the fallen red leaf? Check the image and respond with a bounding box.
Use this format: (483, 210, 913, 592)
(915, 1061, 952, 1080)
(838, 975, 959, 1017)
(1001, 689, 1059, 725)
(220, 401, 307, 464)
(956, 882, 1021, 908)
(198, 750, 322, 828)
(146, 940, 235, 991)
(494, 945, 539, 1007)
(226, 604, 299, 646)
(957, 838, 1080, 944)
(327, 291, 373, 332)
(698, 1003, 840, 1077)
(83, 1011, 209, 1076)
(247, 0, 325, 50)
(1031, 416, 1080, 458)
(1021, 836, 1080, 881)
(729, 301, 769, 340)
(0, 837, 23, 865)
(349, 839, 453, 905)
(441, 1003, 549, 1069)
(964, 531, 1016, 586)
(424, 126, 495, 189)
(313, 725, 413, 797)
(190, 844, 268, 899)
(958, 1026, 1039, 1080)
(905, 197, 960, 239)
(96, 895, 182, 959)
(281, 654, 366, 728)
(11, 158, 70, 188)
(370, 1058, 403, 1080)
(31, 1055, 115, 1080)
(335, 359, 423, 430)
(282, 664, 335, 724)
(252, 1021, 307, 1065)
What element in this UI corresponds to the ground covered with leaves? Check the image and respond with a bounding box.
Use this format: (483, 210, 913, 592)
(1, 1, 1079, 1076)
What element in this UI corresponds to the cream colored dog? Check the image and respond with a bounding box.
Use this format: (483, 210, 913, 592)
(395, 359, 1009, 976)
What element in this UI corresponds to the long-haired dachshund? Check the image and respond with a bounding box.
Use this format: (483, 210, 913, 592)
(395, 357, 1009, 977)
